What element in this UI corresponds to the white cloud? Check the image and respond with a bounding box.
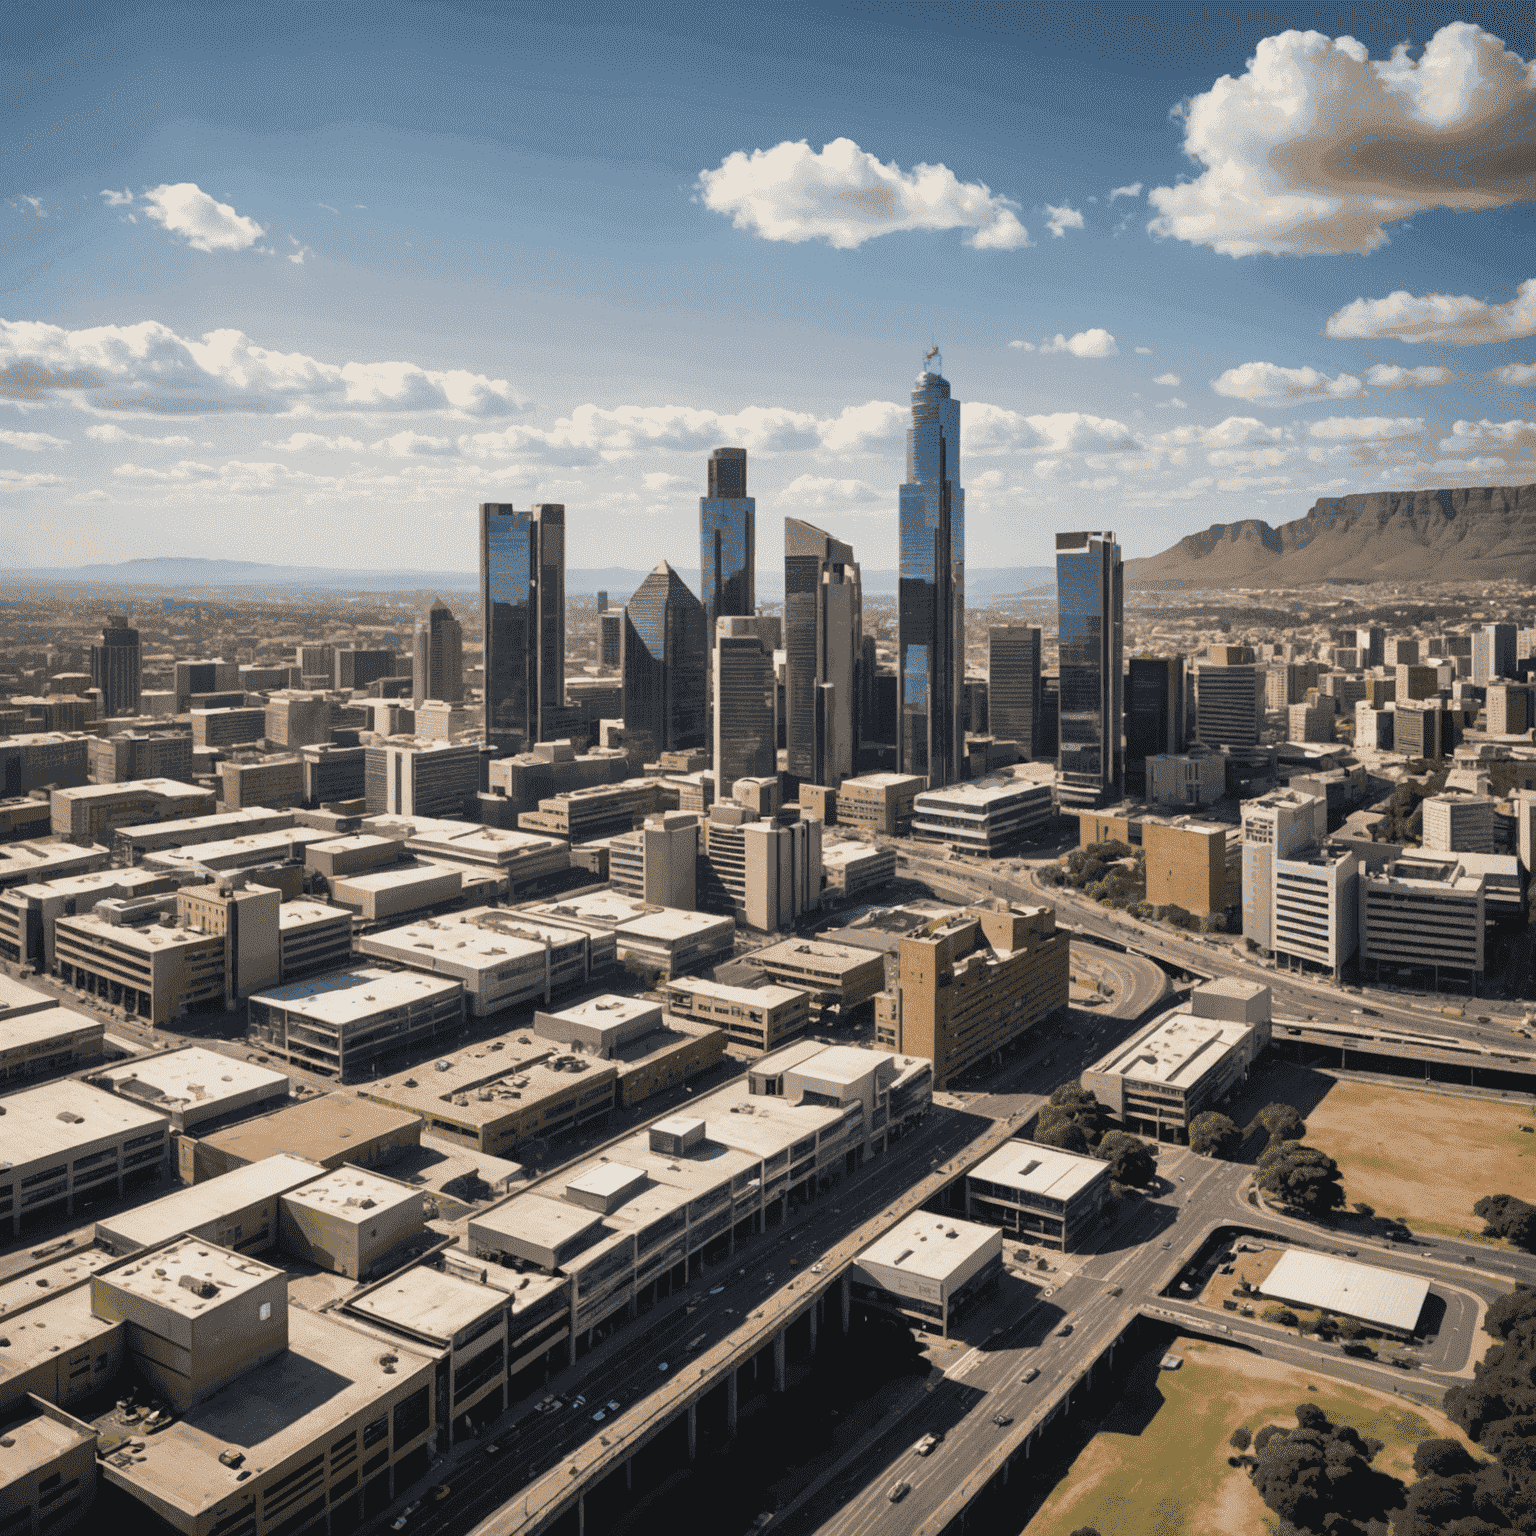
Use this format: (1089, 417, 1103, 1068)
(696, 137, 1029, 250)
(1309, 416, 1427, 441)
(0, 318, 528, 418)
(110, 458, 336, 496)
(262, 432, 368, 453)
(317, 203, 339, 215)
(86, 423, 198, 447)
(1153, 373, 1180, 387)
(970, 469, 1007, 492)
(1032, 459, 1062, 479)
(642, 472, 691, 492)
(1492, 362, 1536, 385)
(287, 237, 314, 266)
(1108, 183, 1143, 202)
(1437, 418, 1536, 451)
(1217, 474, 1291, 492)
(0, 469, 65, 490)
(1325, 278, 1536, 345)
(370, 430, 458, 457)
(1134, 346, 1152, 355)
(1008, 340, 1035, 351)
(99, 188, 134, 208)
(139, 183, 265, 254)
(1149, 23, 1536, 257)
(1154, 398, 1189, 410)
(1429, 456, 1512, 475)
(1361, 364, 1456, 388)
(1044, 204, 1084, 238)
(816, 400, 907, 454)
(1074, 476, 1120, 491)
(779, 474, 885, 509)
(0, 428, 68, 450)
(1207, 446, 1292, 468)
(1039, 329, 1119, 358)
(1211, 362, 1365, 404)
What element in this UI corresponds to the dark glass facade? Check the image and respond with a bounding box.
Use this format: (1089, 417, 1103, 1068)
(988, 626, 1041, 757)
(700, 447, 755, 640)
(623, 562, 707, 751)
(898, 360, 964, 786)
(91, 617, 141, 720)
(1056, 532, 1123, 801)
(784, 518, 862, 786)
(480, 503, 564, 754)
(1126, 656, 1185, 763)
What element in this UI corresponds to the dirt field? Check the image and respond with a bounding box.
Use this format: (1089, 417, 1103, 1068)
(1021, 1336, 1477, 1536)
(1301, 1080, 1536, 1239)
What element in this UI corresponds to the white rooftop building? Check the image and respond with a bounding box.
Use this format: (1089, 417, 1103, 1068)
(1260, 1248, 1430, 1336)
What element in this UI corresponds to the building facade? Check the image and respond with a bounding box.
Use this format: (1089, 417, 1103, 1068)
(987, 625, 1042, 758)
(699, 446, 754, 641)
(90, 617, 141, 720)
(480, 503, 565, 754)
(1055, 531, 1123, 806)
(622, 562, 707, 753)
(412, 597, 465, 707)
(784, 518, 862, 788)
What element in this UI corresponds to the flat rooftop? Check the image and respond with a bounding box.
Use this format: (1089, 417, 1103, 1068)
(249, 966, 461, 1027)
(521, 892, 652, 928)
(1, 1007, 98, 1053)
(360, 919, 555, 969)
(856, 1212, 1000, 1282)
(839, 773, 922, 790)
(1, 868, 171, 904)
(1, 1079, 168, 1165)
(349, 1264, 509, 1344)
(616, 908, 733, 942)
(277, 898, 353, 930)
(1260, 1249, 1430, 1334)
(750, 938, 883, 975)
(667, 977, 806, 1009)
(968, 1140, 1110, 1202)
(821, 842, 893, 867)
(0, 974, 60, 1019)
(283, 1166, 421, 1222)
(914, 778, 1047, 806)
(326, 864, 465, 894)
(0, 1290, 118, 1395)
(195, 1092, 421, 1164)
(404, 825, 565, 860)
(54, 909, 224, 956)
(52, 779, 204, 803)
(0, 1410, 94, 1482)
(0, 1248, 120, 1319)
(102, 1238, 284, 1317)
(93, 1046, 289, 1117)
(97, 1155, 322, 1251)
(550, 994, 659, 1030)
(1086, 1010, 1255, 1088)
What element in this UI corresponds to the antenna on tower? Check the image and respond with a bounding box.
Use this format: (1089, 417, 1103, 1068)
(923, 342, 941, 374)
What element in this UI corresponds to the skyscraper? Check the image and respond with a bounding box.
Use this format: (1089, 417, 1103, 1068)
(713, 616, 777, 791)
(412, 597, 464, 707)
(623, 562, 707, 752)
(699, 447, 754, 638)
(1472, 622, 1517, 685)
(898, 350, 964, 786)
(1126, 655, 1186, 785)
(480, 503, 565, 754)
(91, 616, 141, 720)
(1056, 531, 1123, 806)
(784, 519, 862, 787)
(988, 626, 1042, 758)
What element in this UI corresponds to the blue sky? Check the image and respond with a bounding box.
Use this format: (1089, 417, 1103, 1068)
(4, 0, 1533, 574)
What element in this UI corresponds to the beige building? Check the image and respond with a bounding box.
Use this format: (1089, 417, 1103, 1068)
(662, 976, 810, 1055)
(218, 756, 305, 811)
(190, 707, 266, 750)
(0, 867, 180, 971)
(52, 904, 226, 1026)
(700, 805, 822, 931)
(746, 935, 886, 1025)
(0, 842, 110, 892)
(176, 880, 282, 1005)
(964, 1140, 1111, 1250)
(1143, 818, 1233, 916)
(0, 1006, 103, 1086)
(821, 840, 897, 901)
(1146, 746, 1225, 808)
(0, 1286, 124, 1420)
(0, 1400, 99, 1536)
(279, 1166, 424, 1279)
(1422, 793, 1496, 854)
(874, 905, 1069, 1088)
(186, 1092, 422, 1183)
(608, 811, 699, 909)
(849, 1213, 1003, 1336)
(50, 779, 214, 846)
(276, 898, 353, 980)
(93, 1045, 290, 1135)
(834, 773, 923, 836)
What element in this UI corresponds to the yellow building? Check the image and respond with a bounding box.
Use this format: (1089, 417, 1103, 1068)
(1142, 819, 1231, 915)
(1078, 809, 1135, 847)
(875, 905, 1069, 1088)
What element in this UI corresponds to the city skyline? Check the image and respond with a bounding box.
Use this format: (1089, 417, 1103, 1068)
(4, 3, 1534, 576)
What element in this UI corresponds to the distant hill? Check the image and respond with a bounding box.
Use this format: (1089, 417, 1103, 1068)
(0, 556, 1056, 599)
(1126, 483, 1536, 588)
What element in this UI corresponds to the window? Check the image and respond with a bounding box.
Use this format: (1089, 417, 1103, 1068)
(259, 1302, 272, 1321)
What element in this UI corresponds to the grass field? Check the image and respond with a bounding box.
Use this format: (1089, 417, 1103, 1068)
(1021, 1337, 1476, 1536)
(1301, 1079, 1536, 1239)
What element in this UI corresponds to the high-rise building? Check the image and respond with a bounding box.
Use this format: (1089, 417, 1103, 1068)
(334, 648, 395, 692)
(480, 503, 565, 754)
(699, 447, 754, 639)
(91, 617, 141, 720)
(596, 590, 608, 613)
(1487, 682, 1532, 736)
(1354, 627, 1384, 669)
(713, 617, 778, 790)
(1195, 647, 1261, 750)
(988, 626, 1042, 758)
(1126, 655, 1185, 783)
(1472, 622, 1517, 685)
(1056, 531, 1123, 806)
(1240, 788, 1326, 952)
(599, 609, 623, 670)
(623, 562, 707, 753)
(411, 598, 464, 708)
(785, 519, 862, 787)
(898, 351, 964, 787)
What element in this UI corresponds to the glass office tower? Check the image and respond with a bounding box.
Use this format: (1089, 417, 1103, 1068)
(785, 519, 862, 787)
(988, 625, 1042, 758)
(623, 561, 708, 751)
(700, 447, 755, 638)
(91, 616, 141, 720)
(412, 597, 464, 707)
(480, 503, 565, 754)
(897, 352, 964, 786)
(1055, 531, 1123, 806)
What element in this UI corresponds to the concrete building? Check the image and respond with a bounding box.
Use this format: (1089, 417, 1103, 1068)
(92, 1046, 290, 1134)
(608, 811, 698, 909)
(0, 797, 52, 841)
(783, 519, 861, 788)
(700, 805, 822, 931)
(334, 646, 397, 692)
(834, 773, 922, 837)
(517, 778, 665, 841)
(910, 776, 1052, 855)
(110, 807, 295, 866)
(533, 995, 726, 1107)
(247, 966, 465, 1080)
(0, 841, 110, 893)
(964, 1140, 1112, 1250)
(1259, 1249, 1429, 1338)
(87, 730, 193, 785)
(363, 741, 479, 820)
(1145, 745, 1224, 808)
(190, 707, 266, 751)
(186, 1092, 422, 1183)
(483, 740, 632, 823)
(1355, 704, 1394, 751)
(412, 598, 464, 709)
(1272, 842, 1359, 979)
(712, 617, 778, 792)
(0, 1007, 103, 1087)
(1384, 637, 1419, 668)
(662, 975, 809, 1055)
(849, 1213, 1002, 1336)
(1141, 818, 1234, 917)
(1360, 855, 1485, 991)
(0, 1399, 99, 1535)
(175, 880, 282, 1007)
(1396, 663, 1439, 702)
(1288, 702, 1335, 743)
(276, 899, 353, 980)
(262, 692, 332, 750)
(989, 626, 1042, 758)
(394, 820, 570, 891)
(1472, 622, 1517, 686)
(1240, 788, 1326, 952)
(327, 865, 465, 926)
(746, 936, 886, 1026)
(1194, 650, 1261, 750)
(50, 779, 214, 846)
(0, 973, 60, 1020)
(622, 561, 707, 754)
(1486, 682, 1532, 737)
(0, 867, 179, 971)
(52, 904, 227, 1026)
(873, 905, 1069, 1088)
(300, 742, 366, 804)
(0, 735, 91, 796)
(0, 1079, 169, 1236)
(821, 840, 897, 902)
(278, 1167, 424, 1279)
(1423, 793, 1496, 854)
(513, 891, 732, 982)
(218, 756, 305, 812)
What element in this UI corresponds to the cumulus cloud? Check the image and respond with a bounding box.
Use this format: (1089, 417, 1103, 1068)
(779, 474, 885, 509)
(1155, 398, 1189, 409)
(966, 407, 1137, 456)
(0, 428, 68, 450)
(1438, 418, 1536, 450)
(1207, 446, 1292, 468)
(1211, 361, 1365, 404)
(1008, 340, 1035, 351)
(1044, 204, 1084, 238)
(1492, 362, 1536, 385)
(0, 469, 64, 491)
(1362, 364, 1457, 388)
(1429, 456, 1514, 475)
(86, 423, 198, 447)
(261, 432, 368, 453)
(641, 472, 691, 492)
(1074, 476, 1120, 491)
(1108, 183, 1143, 202)
(1135, 345, 1153, 355)
(99, 188, 134, 208)
(1324, 277, 1536, 344)
(369, 430, 458, 457)
(136, 183, 266, 253)
(0, 318, 528, 418)
(1148, 23, 1536, 257)
(696, 137, 1029, 250)
(1153, 373, 1180, 386)
(1039, 329, 1118, 358)
(817, 400, 907, 453)
(1309, 416, 1427, 441)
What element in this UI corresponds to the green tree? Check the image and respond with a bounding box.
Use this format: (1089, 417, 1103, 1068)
(1257, 1140, 1346, 1215)
(1229, 1425, 1252, 1451)
(1188, 1110, 1242, 1159)
(1473, 1192, 1536, 1251)
(1037, 1084, 1103, 1150)
(1096, 1129, 1156, 1187)
(1034, 1117, 1090, 1155)
(1247, 1403, 1398, 1536)
(1255, 1102, 1306, 1144)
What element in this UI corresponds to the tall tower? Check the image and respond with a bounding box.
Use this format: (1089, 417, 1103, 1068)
(480, 503, 565, 754)
(897, 349, 964, 786)
(1055, 531, 1123, 807)
(785, 519, 862, 788)
(412, 598, 464, 707)
(623, 562, 707, 752)
(713, 616, 778, 791)
(699, 447, 755, 638)
(988, 626, 1042, 758)
(91, 616, 141, 720)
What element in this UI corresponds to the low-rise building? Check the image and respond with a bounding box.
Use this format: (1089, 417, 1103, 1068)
(396, 822, 570, 893)
(50, 780, 214, 846)
(0, 974, 58, 1020)
(0, 1006, 103, 1086)
(662, 976, 810, 1055)
(87, 729, 194, 785)
(277, 899, 354, 980)
(190, 707, 266, 751)
(1359, 855, 1485, 990)
(91, 1045, 290, 1134)
(111, 807, 296, 867)
(0, 867, 179, 970)
(218, 756, 305, 812)
(849, 1213, 1003, 1336)
(0, 1286, 125, 1420)
(910, 777, 1052, 855)
(820, 840, 897, 902)
(279, 1166, 425, 1279)
(1422, 793, 1496, 854)
(52, 904, 227, 1025)
(1143, 818, 1235, 917)
(0, 841, 110, 894)
(834, 773, 923, 836)
(186, 1092, 422, 1183)
(138, 826, 326, 879)
(516, 778, 665, 842)
(0, 1400, 99, 1536)
(746, 936, 886, 1026)
(329, 864, 465, 925)
(0, 796, 53, 841)
(964, 1139, 1112, 1250)
(1145, 745, 1225, 808)
(1258, 1249, 1430, 1338)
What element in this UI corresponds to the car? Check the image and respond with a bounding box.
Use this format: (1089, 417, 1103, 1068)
(1161, 1241, 1172, 1249)
(888, 1481, 911, 1503)
(571, 1395, 587, 1409)
(810, 1262, 824, 1274)
(1057, 1323, 1073, 1336)
(432, 1485, 451, 1502)
(1344, 1248, 1357, 1256)
(391, 1520, 409, 1532)
(1021, 1367, 1040, 1383)
(992, 1412, 1014, 1426)
(709, 1285, 725, 1295)
(658, 1361, 668, 1372)
(914, 1434, 940, 1456)
(535, 1397, 563, 1414)
(1106, 1285, 1123, 1297)
(1342, 1342, 1375, 1358)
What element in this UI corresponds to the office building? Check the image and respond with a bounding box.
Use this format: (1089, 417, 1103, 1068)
(87, 729, 192, 785)
(296, 643, 334, 682)
(836, 771, 922, 836)
(1356, 703, 1394, 751)
(874, 905, 1068, 1087)
(898, 351, 964, 787)
(850, 1213, 1002, 1336)
(0, 1006, 103, 1086)
(1266, 662, 1310, 711)
(90, 616, 141, 719)
(1397, 663, 1439, 701)
(1126, 654, 1185, 789)
(1472, 622, 1517, 685)
(964, 1140, 1111, 1251)
(517, 777, 664, 841)
(1394, 699, 1454, 760)
(1056, 531, 1124, 806)
(700, 804, 821, 931)
(218, 755, 305, 811)
(1146, 744, 1224, 807)
(910, 776, 1052, 855)
(411, 597, 464, 708)
(1288, 701, 1335, 743)
(0, 796, 52, 840)
(0, 1399, 100, 1532)
(662, 976, 810, 1055)
(186, 1091, 422, 1182)
(784, 518, 862, 787)
(1081, 981, 1272, 1140)
(1486, 682, 1532, 736)
(481, 502, 565, 753)
(699, 446, 754, 641)
(1143, 819, 1234, 917)
(1422, 793, 1496, 854)
(608, 810, 699, 909)
(0, 840, 110, 892)
(1330, 646, 1361, 672)
(745, 936, 886, 1026)
(264, 691, 331, 749)
(713, 617, 777, 789)
(622, 561, 707, 753)
(1355, 627, 1384, 668)
(1360, 855, 1484, 990)
(1195, 647, 1261, 750)
(51, 779, 214, 845)
(821, 839, 897, 901)
(598, 608, 623, 669)
(1272, 842, 1359, 979)
(278, 1166, 424, 1280)
(301, 741, 367, 803)
(1240, 788, 1326, 951)
(364, 740, 479, 819)
(331, 647, 394, 693)
(1383, 637, 1419, 668)
(0, 733, 91, 795)
(191, 705, 266, 750)
(988, 625, 1042, 757)
(0, 868, 177, 972)
(516, 889, 733, 980)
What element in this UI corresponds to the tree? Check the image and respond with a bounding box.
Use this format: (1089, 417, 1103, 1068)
(1352, 1200, 1376, 1220)
(1255, 1102, 1307, 1144)
(1034, 1117, 1090, 1154)
(1247, 1403, 1400, 1536)
(1412, 1438, 1478, 1479)
(1473, 1192, 1536, 1252)
(1257, 1140, 1346, 1215)
(1037, 1084, 1103, 1150)
(1188, 1110, 1242, 1159)
(1096, 1129, 1156, 1187)
(1229, 1426, 1252, 1451)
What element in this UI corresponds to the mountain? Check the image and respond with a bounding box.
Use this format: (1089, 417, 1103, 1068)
(1126, 483, 1536, 588)
(0, 557, 1056, 598)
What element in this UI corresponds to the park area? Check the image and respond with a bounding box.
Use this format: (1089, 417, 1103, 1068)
(1020, 1336, 1476, 1536)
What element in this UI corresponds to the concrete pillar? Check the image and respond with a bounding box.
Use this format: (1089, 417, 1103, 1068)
(726, 1369, 738, 1436)
(774, 1328, 787, 1392)
(841, 1273, 851, 1333)
(808, 1301, 818, 1355)
(687, 1402, 697, 1461)
(578, 1492, 586, 1536)
(625, 1457, 633, 1491)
